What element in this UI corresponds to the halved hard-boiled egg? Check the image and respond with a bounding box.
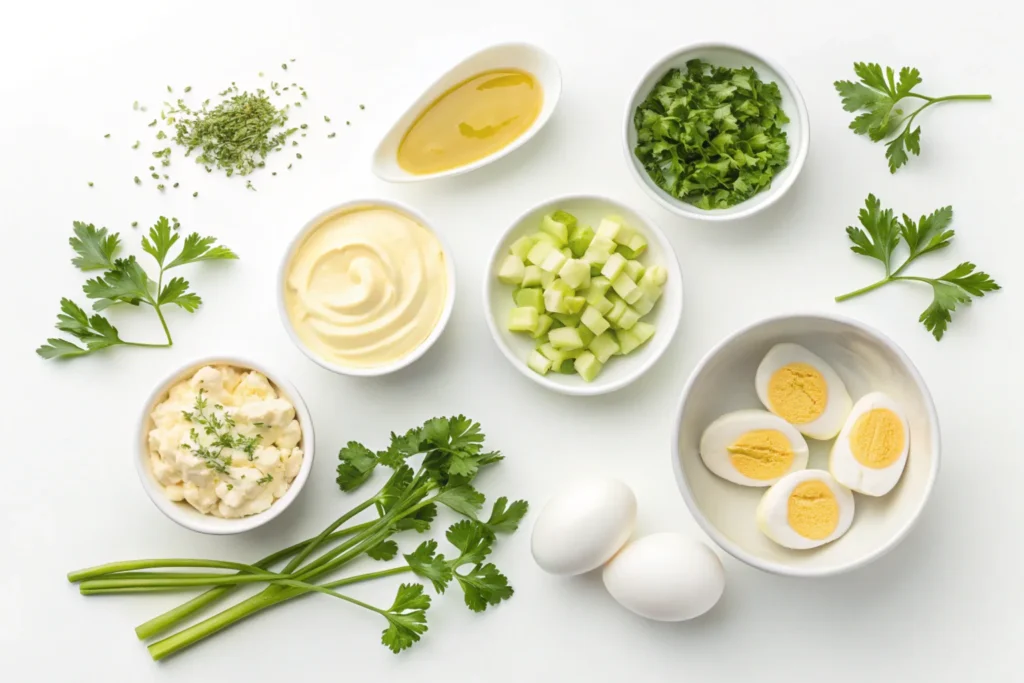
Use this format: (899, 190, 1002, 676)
(699, 410, 810, 486)
(755, 343, 852, 440)
(829, 392, 909, 497)
(756, 470, 855, 550)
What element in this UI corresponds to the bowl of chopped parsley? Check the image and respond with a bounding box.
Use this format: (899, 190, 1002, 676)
(624, 43, 809, 222)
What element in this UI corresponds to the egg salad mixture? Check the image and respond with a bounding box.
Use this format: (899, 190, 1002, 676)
(147, 365, 304, 518)
(700, 343, 911, 550)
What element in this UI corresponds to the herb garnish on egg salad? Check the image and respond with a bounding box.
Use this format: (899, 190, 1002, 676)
(68, 416, 527, 658)
(148, 365, 304, 518)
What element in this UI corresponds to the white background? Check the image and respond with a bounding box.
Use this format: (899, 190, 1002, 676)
(2, 0, 1022, 680)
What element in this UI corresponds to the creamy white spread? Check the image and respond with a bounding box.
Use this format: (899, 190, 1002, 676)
(147, 365, 304, 518)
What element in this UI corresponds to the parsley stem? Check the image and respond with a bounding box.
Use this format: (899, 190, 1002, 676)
(122, 340, 173, 348)
(321, 565, 412, 590)
(68, 559, 271, 583)
(282, 497, 376, 573)
(834, 277, 891, 302)
(80, 573, 284, 591)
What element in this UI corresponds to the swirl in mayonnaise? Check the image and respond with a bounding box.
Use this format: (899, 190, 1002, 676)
(284, 206, 448, 368)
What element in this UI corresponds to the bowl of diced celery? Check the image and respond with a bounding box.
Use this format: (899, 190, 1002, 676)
(484, 195, 683, 395)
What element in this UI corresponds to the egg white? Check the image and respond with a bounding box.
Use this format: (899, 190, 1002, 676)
(756, 469, 855, 550)
(754, 343, 852, 440)
(829, 392, 910, 497)
(699, 410, 810, 487)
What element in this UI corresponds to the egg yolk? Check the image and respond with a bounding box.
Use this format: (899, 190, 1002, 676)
(850, 408, 905, 469)
(768, 363, 828, 424)
(727, 430, 794, 480)
(787, 480, 839, 540)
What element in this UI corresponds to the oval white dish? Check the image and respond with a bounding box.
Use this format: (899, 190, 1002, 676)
(372, 42, 562, 183)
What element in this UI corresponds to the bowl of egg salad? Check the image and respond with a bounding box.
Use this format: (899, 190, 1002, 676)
(672, 313, 940, 577)
(136, 358, 314, 535)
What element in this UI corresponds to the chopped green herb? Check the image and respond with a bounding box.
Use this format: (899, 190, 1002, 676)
(103, 133, 110, 139)
(167, 85, 172, 93)
(193, 191, 198, 197)
(156, 130, 167, 140)
(256, 473, 273, 485)
(633, 59, 790, 210)
(184, 86, 192, 93)
(157, 184, 165, 191)
(296, 153, 302, 159)
(246, 180, 256, 191)
(258, 71, 264, 77)
(327, 132, 336, 139)
(281, 63, 287, 70)
(134, 176, 141, 185)
(359, 104, 365, 110)
(87, 181, 94, 187)
(148, 119, 157, 127)
(173, 182, 179, 188)
(300, 123, 308, 129)
(151, 173, 160, 179)
(133, 101, 140, 111)
(324, 115, 331, 123)
(346, 121, 351, 126)
(132, 140, 141, 150)
(131, 221, 138, 227)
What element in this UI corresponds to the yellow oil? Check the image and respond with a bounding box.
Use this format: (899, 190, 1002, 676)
(397, 69, 542, 174)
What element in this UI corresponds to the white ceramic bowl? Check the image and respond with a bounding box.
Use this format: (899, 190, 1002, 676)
(672, 313, 940, 576)
(372, 42, 562, 182)
(136, 357, 315, 535)
(278, 199, 456, 377)
(484, 194, 683, 396)
(624, 43, 809, 222)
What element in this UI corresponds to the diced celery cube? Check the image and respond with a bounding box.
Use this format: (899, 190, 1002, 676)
(552, 313, 580, 328)
(588, 332, 620, 363)
(577, 325, 595, 347)
(616, 328, 641, 355)
(574, 351, 603, 382)
(616, 306, 640, 331)
(522, 265, 543, 287)
(623, 260, 645, 282)
(540, 269, 556, 288)
(508, 307, 539, 333)
(607, 299, 627, 325)
(509, 235, 536, 261)
(632, 321, 656, 345)
(527, 350, 552, 375)
(515, 288, 544, 312)
(624, 285, 643, 305)
(568, 225, 594, 258)
(625, 232, 647, 255)
(538, 343, 561, 363)
(612, 223, 636, 246)
(582, 235, 617, 265)
(541, 214, 570, 246)
(561, 248, 573, 260)
(526, 240, 556, 267)
(532, 314, 554, 339)
(601, 253, 627, 280)
(616, 245, 639, 259)
(565, 296, 586, 315)
(596, 218, 622, 241)
(592, 296, 613, 316)
(540, 249, 568, 274)
(580, 305, 611, 336)
(554, 359, 576, 374)
(587, 276, 612, 299)
(548, 278, 574, 297)
(607, 291, 625, 306)
(549, 327, 584, 350)
(544, 288, 567, 314)
(551, 210, 578, 229)
(533, 230, 560, 245)
(559, 259, 591, 290)
(498, 255, 526, 285)
(637, 277, 663, 302)
(590, 263, 602, 277)
(611, 273, 638, 302)
(631, 294, 655, 316)
(640, 265, 667, 287)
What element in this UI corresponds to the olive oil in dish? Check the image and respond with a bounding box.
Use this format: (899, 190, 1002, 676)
(397, 69, 542, 174)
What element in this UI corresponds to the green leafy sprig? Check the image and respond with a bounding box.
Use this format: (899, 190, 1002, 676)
(835, 194, 1000, 340)
(835, 63, 991, 173)
(37, 219, 237, 360)
(66, 416, 527, 658)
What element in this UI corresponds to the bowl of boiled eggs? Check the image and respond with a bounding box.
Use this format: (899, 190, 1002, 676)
(673, 313, 940, 577)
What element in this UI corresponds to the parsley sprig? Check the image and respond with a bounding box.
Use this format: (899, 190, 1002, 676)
(835, 63, 991, 173)
(835, 194, 1000, 340)
(37, 219, 237, 360)
(67, 416, 527, 658)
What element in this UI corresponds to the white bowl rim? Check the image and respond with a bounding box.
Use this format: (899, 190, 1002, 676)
(483, 192, 684, 397)
(277, 198, 457, 377)
(623, 41, 810, 223)
(670, 311, 941, 576)
(371, 41, 563, 183)
(135, 356, 316, 535)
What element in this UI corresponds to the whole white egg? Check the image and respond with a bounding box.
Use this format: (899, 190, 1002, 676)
(699, 409, 810, 486)
(754, 343, 852, 440)
(531, 478, 636, 575)
(602, 533, 725, 622)
(830, 391, 910, 496)
(756, 469, 855, 550)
